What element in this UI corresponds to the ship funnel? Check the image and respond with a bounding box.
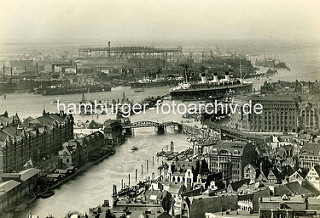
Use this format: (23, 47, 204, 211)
(213, 73, 218, 82)
(201, 73, 207, 83)
(225, 72, 230, 81)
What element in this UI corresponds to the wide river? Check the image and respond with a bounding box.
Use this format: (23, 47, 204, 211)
(0, 44, 319, 217)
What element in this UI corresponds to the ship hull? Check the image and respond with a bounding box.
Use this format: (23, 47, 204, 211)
(130, 80, 180, 88)
(35, 85, 111, 95)
(170, 83, 253, 100)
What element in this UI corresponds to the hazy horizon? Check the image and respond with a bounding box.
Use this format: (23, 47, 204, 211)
(0, 0, 319, 44)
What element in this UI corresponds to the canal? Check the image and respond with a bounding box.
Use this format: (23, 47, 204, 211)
(0, 86, 191, 217)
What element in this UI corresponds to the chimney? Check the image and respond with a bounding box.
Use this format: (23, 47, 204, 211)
(213, 72, 218, 82)
(201, 73, 207, 83)
(113, 184, 117, 195)
(36, 62, 39, 75)
(108, 41, 111, 58)
(10, 68, 13, 78)
(225, 72, 230, 81)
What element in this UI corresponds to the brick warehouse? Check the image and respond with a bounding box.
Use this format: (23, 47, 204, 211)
(0, 111, 74, 174)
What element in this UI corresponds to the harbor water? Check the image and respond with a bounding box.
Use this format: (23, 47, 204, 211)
(0, 43, 318, 217)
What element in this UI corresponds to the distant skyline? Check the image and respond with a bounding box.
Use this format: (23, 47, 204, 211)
(0, 0, 319, 43)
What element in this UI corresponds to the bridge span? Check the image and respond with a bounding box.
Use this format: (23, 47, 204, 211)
(123, 120, 183, 135)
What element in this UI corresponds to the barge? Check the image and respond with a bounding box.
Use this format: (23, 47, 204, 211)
(34, 84, 111, 95)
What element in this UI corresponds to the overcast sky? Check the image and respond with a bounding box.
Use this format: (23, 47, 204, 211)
(0, 0, 319, 43)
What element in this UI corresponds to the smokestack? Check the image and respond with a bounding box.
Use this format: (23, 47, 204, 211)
(213, 72, 218, 82)
(225, 72, 230, 81)
(75, 63, 78, 74)
(108, 41, 111, 58)
(36, 63, 39, 75)
(10, 68, 13, 78)
(201, 73, 207, 83)
(113, 184, 117, 195)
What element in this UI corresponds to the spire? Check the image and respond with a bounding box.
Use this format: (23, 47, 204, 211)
(2, 111, 8, 118)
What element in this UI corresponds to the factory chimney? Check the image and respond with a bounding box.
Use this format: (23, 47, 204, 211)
(36, 62, 39, 75)
(213, 72, 218, 82)
(108, 41, 111, 58)
(201, 73, 207, 83)
(224, 72, 230, 81)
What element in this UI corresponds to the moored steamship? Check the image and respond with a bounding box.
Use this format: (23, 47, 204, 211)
(169, 72, 253, 100)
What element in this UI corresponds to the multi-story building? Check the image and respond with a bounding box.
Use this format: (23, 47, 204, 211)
(298, 100, 319, 131)
(259, 195, 319, 218)
(103, 119, 125, 145)
(229, 95, 298, 132)
(59, 131, 106, 168)
(207, 141, 256, 182)
(0, 112, 20, 127)
(306, 165, 320, 190)
(298, 142, 320, 169)
(0, 112, 74, 174)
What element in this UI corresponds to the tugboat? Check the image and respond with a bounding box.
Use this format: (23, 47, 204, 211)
(50, 99, 59, 104)
(131, 145, 139, 151)
(133, 88, 145, 93)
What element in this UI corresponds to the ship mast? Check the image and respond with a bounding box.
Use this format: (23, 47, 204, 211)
(240, 59, 242, 80)
(184, 64, 188, 83)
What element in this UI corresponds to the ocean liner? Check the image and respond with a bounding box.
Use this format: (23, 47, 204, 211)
(169, 72, 252, 100)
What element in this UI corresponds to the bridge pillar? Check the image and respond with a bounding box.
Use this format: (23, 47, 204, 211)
(175, 124, 183, 133)
(123, 127, 134, 136)
(156, 124, 166, 135)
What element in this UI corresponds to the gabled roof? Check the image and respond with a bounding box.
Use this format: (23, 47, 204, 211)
(314, 165, 320, 176)
(229, 179, 250, 192)
(275, 181, 319, 197)
(300, 143, 320, 157)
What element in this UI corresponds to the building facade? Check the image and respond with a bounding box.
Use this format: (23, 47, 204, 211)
(298, 143, 320, 169)
(298, 100, 319, 131)
(229, 95, 298, 133)
(207, 141, 256, 182)
(0, 112, 74, 174)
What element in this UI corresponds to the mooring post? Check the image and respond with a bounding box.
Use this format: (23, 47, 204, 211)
(146, 160, 149, 170)
(135, 169, 138, 181)
(141, 164, 143, 176)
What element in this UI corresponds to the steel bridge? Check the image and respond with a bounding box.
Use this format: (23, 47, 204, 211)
(123, 120, 181, 129)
